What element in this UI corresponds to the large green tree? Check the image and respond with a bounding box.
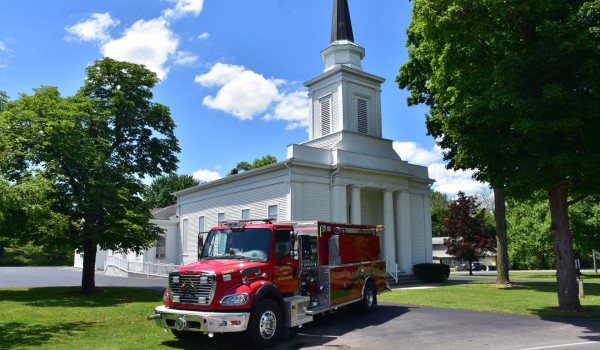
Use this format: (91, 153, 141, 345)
(398, 0, 600, 310)
(143, 174, 201, 209)
(232, 154, 278, 174)
(431, 190, 450, 237)
(507, 193, 600, 269)
(0, 58, 180, 293)
(506, 195, 555, 270)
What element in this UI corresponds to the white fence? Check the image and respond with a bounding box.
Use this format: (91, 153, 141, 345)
(386, 256, 398, 283)
(104, 255, 180, 278)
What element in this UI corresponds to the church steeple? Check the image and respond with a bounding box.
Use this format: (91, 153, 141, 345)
(304, 0, 384, 141)
(321, 0, 364, 72)
(331, 0, 354, 43)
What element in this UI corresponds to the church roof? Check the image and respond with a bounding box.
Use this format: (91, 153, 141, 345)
(151, 204, 177, 220)
(331, 0, 354, 43)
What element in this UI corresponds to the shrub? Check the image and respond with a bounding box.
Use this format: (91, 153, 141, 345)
(413, 263, 450, 282)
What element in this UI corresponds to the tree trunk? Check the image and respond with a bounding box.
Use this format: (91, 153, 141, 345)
(81, 239, 97, 294)
(493, 187, 511, 286)
(548, 186, 580, 311)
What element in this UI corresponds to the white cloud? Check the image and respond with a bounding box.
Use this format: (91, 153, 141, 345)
(101, 17, 178, 80)
(197, 32, 210, 40)
(173, 51, 198, 65)
(195, 63, 280, 120)
(393, 141, 487, 196)
(66, 0, 204, 80)
(0, 40, 6, 51)
(65, 13, 119, 43)
(393, 141, 443, 166)
(192, 168, 222, 182)
(428, 163, 487, 196)
(195, 63, 309, 129)
(163, 0, 205, 20)
(263, 90, 310, 130)
(194, 62, 246, 87)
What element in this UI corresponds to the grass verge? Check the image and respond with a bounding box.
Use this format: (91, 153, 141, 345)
(379, 279, 600, 318)
(0, 287, 236, 350)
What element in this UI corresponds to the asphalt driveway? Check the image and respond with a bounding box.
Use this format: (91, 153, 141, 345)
(0, 266, 167, 291)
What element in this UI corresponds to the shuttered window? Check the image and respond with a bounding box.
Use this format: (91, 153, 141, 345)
(357, 98, 368, 134)
(321, 98, 331, 136)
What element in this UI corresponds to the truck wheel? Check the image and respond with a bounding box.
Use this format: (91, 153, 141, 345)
(351, 280, 377, 314)
(247, 299, 282, 349)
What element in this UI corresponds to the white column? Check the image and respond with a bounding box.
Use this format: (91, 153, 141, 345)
(350, 185, 362, 224)
(423, 193, 433, 262)
(383, 190, 396, 263)
(332, 183, 347, 223)
(397, 190, 412, 273)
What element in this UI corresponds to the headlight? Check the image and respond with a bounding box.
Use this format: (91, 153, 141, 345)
(219, 293, 249, 306)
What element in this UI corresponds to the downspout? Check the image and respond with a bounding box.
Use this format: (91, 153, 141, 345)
(330, 165, 340, 221)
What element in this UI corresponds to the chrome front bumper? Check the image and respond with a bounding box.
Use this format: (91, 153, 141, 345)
(150, 305, 250, 333)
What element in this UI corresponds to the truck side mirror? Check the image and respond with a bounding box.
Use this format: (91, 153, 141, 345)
(197, 232, 205, 261)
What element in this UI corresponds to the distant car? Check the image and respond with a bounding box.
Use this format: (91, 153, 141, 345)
(486, 265, 497, 271)
(455, 263, 468, 271)
(471, 262, 486, 271)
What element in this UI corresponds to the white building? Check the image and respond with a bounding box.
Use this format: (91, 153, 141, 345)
(172, 0, 433, 273)
(86, 0, 434, 277)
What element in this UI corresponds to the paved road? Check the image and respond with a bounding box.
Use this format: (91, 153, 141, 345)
(0, 266, 167, 291)
(1, 267, 599, 350)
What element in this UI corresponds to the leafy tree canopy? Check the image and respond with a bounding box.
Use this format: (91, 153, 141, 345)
(0, 58, 180, 293)
(232, 155, 278, 174)
(398, 0, 600, 311)
(144, 173, 201, 209)
(431, 190, 449, 237)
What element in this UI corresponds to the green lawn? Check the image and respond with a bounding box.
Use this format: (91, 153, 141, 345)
(380, 275, 600, 318)
(0, 287, 236, 350)
(2, 277, 599, 349)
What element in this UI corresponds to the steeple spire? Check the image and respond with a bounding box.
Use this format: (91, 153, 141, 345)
(331, 0, 354, 43)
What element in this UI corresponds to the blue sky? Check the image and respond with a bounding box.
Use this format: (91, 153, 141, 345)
(0, 0, 486, 196)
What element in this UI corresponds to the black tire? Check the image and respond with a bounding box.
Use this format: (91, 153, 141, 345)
(246, 299, 282, 349)
(353, 280, 377, 314)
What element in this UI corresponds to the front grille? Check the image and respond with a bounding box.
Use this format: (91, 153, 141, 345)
(169, 272, 215, 305)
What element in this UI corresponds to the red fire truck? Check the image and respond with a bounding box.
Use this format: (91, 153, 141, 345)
(147, 220, 387, 349)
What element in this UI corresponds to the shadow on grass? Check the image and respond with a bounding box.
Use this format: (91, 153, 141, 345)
(0, 321, 94, 349)
(0, 286, 162, 308)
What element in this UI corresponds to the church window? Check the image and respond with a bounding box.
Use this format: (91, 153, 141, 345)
(357, 98, 368, 134)
(268, 205, 278, 222)
(156, 235, 166, 259)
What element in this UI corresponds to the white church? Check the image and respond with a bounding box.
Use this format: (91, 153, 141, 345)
(77, 0, 434, 278)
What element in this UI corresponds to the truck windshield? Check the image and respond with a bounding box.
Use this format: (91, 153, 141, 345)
(200, 228, 271, 262)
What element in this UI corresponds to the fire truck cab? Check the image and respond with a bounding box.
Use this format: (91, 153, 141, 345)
(148, 220, 387, 349)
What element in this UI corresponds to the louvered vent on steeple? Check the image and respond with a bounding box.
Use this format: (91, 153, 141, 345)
(357, 98, 368, 134)
(321, 98, 331, 135)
